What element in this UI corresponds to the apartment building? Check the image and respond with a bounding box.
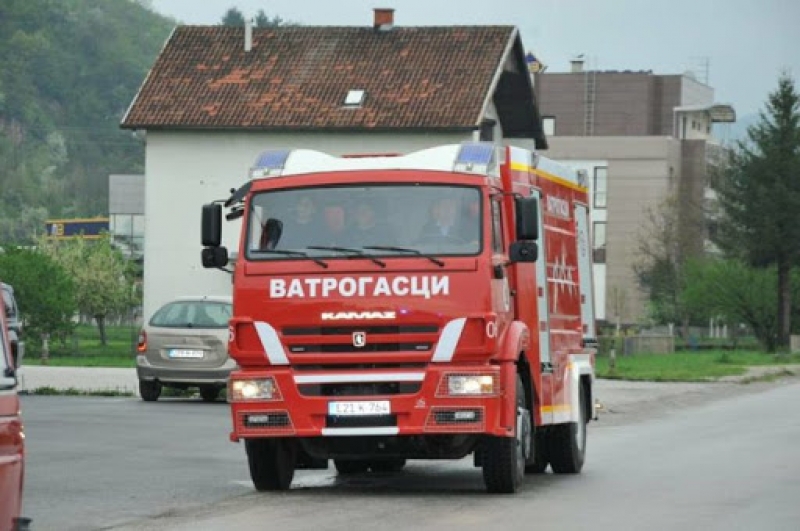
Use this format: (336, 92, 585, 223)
(533, 60, 734, 324)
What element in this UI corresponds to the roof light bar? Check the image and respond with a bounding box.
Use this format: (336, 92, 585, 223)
(454, 142, 497, 175)
(250, 149, 292, 179)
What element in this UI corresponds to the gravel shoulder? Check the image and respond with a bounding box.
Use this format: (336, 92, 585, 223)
(593, 365, 800, 427)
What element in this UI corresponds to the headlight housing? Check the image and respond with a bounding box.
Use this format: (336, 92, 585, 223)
(445, 374, 497, 396)
(229, 378, 280, 401)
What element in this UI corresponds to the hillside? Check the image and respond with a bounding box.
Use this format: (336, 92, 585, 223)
(0, 0, 175, 243)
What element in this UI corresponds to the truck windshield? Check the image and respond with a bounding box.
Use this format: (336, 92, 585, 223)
(246, 184, 481, 260)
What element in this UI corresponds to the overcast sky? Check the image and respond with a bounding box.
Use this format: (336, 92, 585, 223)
(149, 0, 797, 117)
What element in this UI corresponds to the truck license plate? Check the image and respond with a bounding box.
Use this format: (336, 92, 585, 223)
(328, 400, 391, 417)
(168, 349, 204, 359)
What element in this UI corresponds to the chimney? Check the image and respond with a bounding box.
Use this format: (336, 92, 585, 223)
(570, 55, 585, 73)
(244, 17, 253, 52)
(373, 8, 394, 31)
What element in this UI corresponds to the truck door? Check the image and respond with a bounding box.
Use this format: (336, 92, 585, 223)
(490, 196, 513, 332)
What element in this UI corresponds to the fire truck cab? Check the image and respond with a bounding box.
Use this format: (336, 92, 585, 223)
(201, 142, 596, 493)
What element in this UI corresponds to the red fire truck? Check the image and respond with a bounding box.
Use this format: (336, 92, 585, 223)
(201, 142, 597, 493)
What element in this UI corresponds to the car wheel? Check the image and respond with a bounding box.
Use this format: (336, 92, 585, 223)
(199, 385, 220, 402)
(245, 438, 296, 491)
(139, 380, 162, 402)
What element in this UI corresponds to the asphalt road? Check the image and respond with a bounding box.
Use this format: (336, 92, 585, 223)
(22, 377, 800, 531)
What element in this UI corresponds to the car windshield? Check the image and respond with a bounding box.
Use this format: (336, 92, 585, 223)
(149, 301, 231, 329)
(246, 184, 482, 260)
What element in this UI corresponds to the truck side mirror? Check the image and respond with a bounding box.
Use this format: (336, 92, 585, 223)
(201, 246, 229, 269)
(202, 203, 222, 247)
(515, 196, 539, 241)
(509, 241, 538, 263)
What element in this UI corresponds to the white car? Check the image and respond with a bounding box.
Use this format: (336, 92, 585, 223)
(136, 296, 235, 402)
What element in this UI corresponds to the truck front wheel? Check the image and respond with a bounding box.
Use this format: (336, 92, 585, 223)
(481, 375, 527, 493)
(245, 438, 296, 491)
(547, 382, 587, 474)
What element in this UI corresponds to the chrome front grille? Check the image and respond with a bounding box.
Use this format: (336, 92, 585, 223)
(282, 324, 440, 357)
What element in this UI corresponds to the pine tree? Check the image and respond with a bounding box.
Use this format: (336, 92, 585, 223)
(220, 7, 245, 26)
(715, 73, 800, 349)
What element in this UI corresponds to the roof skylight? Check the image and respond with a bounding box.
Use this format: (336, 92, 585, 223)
(344, 89, 366, 107)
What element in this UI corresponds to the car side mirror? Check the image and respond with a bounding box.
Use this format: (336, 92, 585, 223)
(8, 330, 23, 369)
(509, 241, 538, 263)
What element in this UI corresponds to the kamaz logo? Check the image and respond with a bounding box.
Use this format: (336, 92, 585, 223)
(321, 311, 397, 321)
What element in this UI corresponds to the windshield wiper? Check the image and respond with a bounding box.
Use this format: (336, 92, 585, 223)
(307, 246, 386, 268)
(250, 249, 328, 268)
(363, 246, 445, 267)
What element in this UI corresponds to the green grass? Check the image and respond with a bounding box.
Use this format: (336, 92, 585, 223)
(597, 350, 800, 382)
(22, 324, 138, 368)
(23, 355, 135, 368)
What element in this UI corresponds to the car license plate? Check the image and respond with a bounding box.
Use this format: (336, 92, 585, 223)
(168, 349, 204, 359)
(328, 400, 391, 417)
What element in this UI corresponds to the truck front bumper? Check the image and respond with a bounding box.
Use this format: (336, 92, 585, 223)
(227, 363, 516, 441)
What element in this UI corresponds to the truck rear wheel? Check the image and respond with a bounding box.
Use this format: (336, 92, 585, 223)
(482, 375, 527, 493)
(548, 382, 587, 474)
(245, 438, 296, 491)
(334, 460, 370, 475)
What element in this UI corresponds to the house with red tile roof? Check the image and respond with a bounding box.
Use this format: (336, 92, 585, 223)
(121, 8, 546, 318)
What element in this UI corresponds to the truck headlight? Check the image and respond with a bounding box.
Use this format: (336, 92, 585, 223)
(229, 378, 279, 401)
(446, 374, 496, 395)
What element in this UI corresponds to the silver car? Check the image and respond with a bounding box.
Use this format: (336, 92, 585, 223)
(136, 295, 235, 402)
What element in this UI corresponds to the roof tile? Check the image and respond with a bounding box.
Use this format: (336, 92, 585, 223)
(122, 25, 515, 131)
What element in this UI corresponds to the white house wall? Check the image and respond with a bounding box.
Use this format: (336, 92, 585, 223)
(142, 130, 466, 321)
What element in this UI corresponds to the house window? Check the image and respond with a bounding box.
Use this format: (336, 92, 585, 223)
(592, 221, 606, 264)
(542, 117, 555, 136)
(479, 119, 495, 142)
(593, 167, 607, 209)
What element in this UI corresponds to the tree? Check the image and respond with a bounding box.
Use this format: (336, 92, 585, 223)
(221, 8, 289, 27)
(634, 192, 704, 335)
(682, 259, 778, 352)
(38, 235, 133, 345)
(255, 10, 286, 27)
(714, 73, 800, 349)
(221, 7, 245, 26)
(0, 246, 76, 342)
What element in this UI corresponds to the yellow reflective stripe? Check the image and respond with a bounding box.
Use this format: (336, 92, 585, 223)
(509, 162, 588, 193)
(540, 404, 572, 414)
